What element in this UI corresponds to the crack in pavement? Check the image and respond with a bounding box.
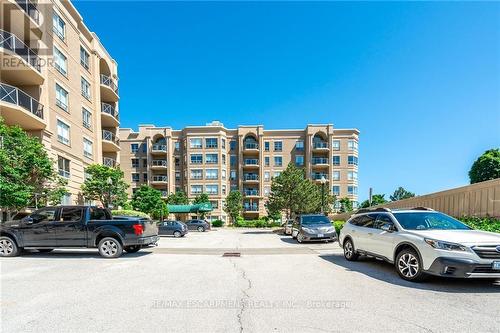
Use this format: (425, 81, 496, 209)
(230, 258, 252, 333)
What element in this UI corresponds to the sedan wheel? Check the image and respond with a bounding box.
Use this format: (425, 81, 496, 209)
(98, 237, 123, 258)
(197, 226, 205, 232)
(173, 231, 182, 238)
(297, 233, 304, 243)
(0, 237, 20, 257)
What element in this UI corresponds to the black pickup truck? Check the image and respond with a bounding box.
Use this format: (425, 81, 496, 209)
(0, 206, 159, 258)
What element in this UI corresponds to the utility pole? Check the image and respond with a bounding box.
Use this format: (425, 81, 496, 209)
(369, 187, 373, 207)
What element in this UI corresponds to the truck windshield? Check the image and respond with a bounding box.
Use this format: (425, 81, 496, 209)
(393, 212, 470, 230)
(301, 215, 331, 225)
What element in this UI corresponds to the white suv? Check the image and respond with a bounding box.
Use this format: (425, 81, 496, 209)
(339, 207, 500, 281)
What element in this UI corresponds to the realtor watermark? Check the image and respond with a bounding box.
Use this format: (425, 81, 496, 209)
(151, 299, 351, 310)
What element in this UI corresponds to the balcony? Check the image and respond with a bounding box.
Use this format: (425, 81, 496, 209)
(102, 130, 120, 152)
(243, 142, 259, 154)
(243, 159, 259, 168)
(243, 189, 259, 197)
(0, 29, 43, 85)
(312, 141, 329, 151)
(311, 173, 328, 182)
(101, 102, 119, 127)
(151, 144, 167, 154)
(103, 157, 116, 168)
(100, 74, 119, 102)
(243, 174, 259, 182)
(151, 159, 167, 169)
(151, 175, 168, 185)
(243, 204, 259, 212)
(0, 82, 45, 130)
(312, 157, 329, 168)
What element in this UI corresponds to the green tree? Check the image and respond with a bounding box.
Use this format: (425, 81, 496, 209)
(469, 149, 500, 184)
(131, 185, 168, 219)
(0, 119, 67, 215)
(265, 163, 322, 218)
(224, 190, 243, 223)
(193, 193, 210, 218)
(390, 187, 415, 201)
(338, 197, 353, 213)
(81, 164, 128, 208)
(167, 190, 189, 205)
(359, 194, 388, 208)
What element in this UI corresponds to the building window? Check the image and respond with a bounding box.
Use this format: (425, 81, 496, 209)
(274, 156, 283, 167)
(143, 159, 147, 167)
(230, 184, 238, 191)
(205, 154, 218, 164)
(332, 155, 340, 166)
(190, 154, 203, 164)
(264, 172, 270, 182)
(264, 141, 270, 151)
(189, 138, 202, 149)
(80, 46, 90, 70)
(205, 169, 218, 180)
(143, 173, 148, 182)
(57, 120, 70, 145)
(348, 156, 358, 166)
(230, 170, 237, 180)
(131, 158, 139, 168)
(348, 186, 358, 195)
(175, 171, 181, 181)
(230, 140, 236, 151)
(210, 201, 219, 209)
(221, 169, 226, 180)
(83, 138, 93, 159)
(61, 193, 72, 205)
(206, 185, 218, 195)
(274, 141, 282, 152)
(332, 186, 340, 196)
(296, 140, 304, 150)
(132, 173, 139, 182)
(55, 84, 68, 111)
(230, 155, 237, 167)
(81, 77, 91, 100)
(174, 141, 180, 151)
(221, 138, 226, 149)
(222, 154, 226, 165)
(191, 185, 203, 195)
(295, 155, 304, 166)
(53, 46, 67, 76)
(264, 186, 270, 196)
(175, 157, 180, 167)
(205, 138, 218, 149)
(348, 171, 358, 181)
(264, 156, 270, 167)
(348, 140, 358, 151)
(222, 185, 227, 195)
(82, 107, 92, 130)
(58, 156, 70, 178)
(332, 171, 340, 181)
(53, 13, 65, 40)
(131, 143, 139, 153)
(332, 140, 340, 151)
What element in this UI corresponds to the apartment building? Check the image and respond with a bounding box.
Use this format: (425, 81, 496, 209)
(0, 0, 120, 204)
(119, 122, 359, 221)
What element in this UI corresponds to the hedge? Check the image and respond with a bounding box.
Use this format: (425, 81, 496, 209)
(211, 219, 224, 227)
(111, 210, 150, 218)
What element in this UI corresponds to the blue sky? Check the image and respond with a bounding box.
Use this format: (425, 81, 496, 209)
(75, 1, 500, 201)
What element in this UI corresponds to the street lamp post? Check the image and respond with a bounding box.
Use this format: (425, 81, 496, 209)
(106, 177, 113, 208)
(320, 176, 327, 214)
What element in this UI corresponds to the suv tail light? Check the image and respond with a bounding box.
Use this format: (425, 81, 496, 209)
(132, 224, 144, 236)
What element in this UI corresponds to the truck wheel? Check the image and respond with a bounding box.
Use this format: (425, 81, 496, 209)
(98, 237, 123, 258)
(124, 245, 141, 253)
(0, 236, 21, 257)
(37, 249, 54, 253)
(197, 226, 205, 232)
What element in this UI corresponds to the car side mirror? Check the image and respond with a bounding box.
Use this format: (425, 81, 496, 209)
(381, 224, 394, 232)
(24, 217, 34, 225)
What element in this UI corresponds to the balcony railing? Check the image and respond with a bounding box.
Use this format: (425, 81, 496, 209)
(100, 74, 118, 94)
(312, 157, 328, 165)
(244, 189, 259, 196)
(152, 160, 167, 167)
(102, 130, 119, 145)
(0, 82, 43, 119)
(313, 142, 328, 149)
(15, 0, 40, 24)
(244, 159, 259, 166)
(103, 157, 116, 167)
(312, 173, 328, 180)
(101, 102, 119, 120)
(244, 174, 259, 181)
(244, 142, 259, 149)
(152, 175, 168, 182)
(244, 204, 259, 211)
(152, 144, 167, 152)
(0, 29, 41, 72)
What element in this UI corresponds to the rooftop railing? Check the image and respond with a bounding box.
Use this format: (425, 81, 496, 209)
(0, 29, 41, 72)
(0, 82, 43, 119)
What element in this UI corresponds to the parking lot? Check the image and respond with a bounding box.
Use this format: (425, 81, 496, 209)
(2, 228, 499, 333)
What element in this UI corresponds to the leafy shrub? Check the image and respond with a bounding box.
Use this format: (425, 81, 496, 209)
(333, 220, 345, 234)
(111, 209, 150, 219)
(459, 216, 500, 233)
(212, 219, 224, 227)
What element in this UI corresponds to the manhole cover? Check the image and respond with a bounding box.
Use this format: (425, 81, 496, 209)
(222, 252, 241, 257)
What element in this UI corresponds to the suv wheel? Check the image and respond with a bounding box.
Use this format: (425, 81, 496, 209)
(173, 231, 182, 238)
(395, 248, 426, 282)
(197, 226, 205, 232)
(0, 236, 21, 257)
(98, 237, 123, 258)
(343, 239, 359, 261)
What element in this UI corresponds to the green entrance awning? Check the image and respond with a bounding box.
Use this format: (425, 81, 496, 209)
(167, 203, 213, 213)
